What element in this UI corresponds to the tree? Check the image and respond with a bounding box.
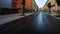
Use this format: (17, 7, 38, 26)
(56, 0, 60, 16)
(22, 0, 25, 15)
(56, 0, 60, 5)
(47, 2, 51, 14)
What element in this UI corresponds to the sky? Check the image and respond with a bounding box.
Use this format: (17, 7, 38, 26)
(35, 0, 47, 8)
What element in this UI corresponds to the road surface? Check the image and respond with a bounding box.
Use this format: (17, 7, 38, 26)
(0, 12, 60, 34)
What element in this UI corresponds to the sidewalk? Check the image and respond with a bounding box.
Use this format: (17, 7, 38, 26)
(49, 13, 60, 20)
(0, 13, 34, 25)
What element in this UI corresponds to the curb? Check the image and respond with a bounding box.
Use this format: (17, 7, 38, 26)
(49, 14, 60, 20)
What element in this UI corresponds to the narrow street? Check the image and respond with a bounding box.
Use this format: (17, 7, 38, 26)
(0, 12, 60, 34)
(16, 12, 60, 34)
(0, 0, 60, 34)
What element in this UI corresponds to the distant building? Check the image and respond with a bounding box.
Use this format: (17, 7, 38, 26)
(32, 0, 38, 12)
(43, 0, 49, 12)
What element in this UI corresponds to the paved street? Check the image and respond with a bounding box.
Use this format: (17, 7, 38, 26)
(0, 0, 60, 34)
(0, 12, 60, 34)
(15, 12, 60, 34)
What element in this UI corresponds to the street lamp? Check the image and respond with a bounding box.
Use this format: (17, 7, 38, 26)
(22, 0, 25, 15)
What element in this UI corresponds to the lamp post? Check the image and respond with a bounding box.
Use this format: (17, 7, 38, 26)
(22, 0, 25, 15)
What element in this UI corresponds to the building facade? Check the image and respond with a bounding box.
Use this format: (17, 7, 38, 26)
(12, 0, 22, 14)
(0, 0, 12, 15)
(49, 0, 58, 14)
(0, 0, 20, 14)
(32, 0, 38, 12)
(43, 0, 60, 14)
(25, 0, 38, 13)
(49, 0, 60, 14)
(0, 0, 38, 15)
(43, 0, 50, 12)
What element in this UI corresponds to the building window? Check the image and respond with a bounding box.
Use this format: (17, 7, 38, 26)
(13, 5, 16, 8)
(16, 0, 17, 1)
(14, 5, 16, 8)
